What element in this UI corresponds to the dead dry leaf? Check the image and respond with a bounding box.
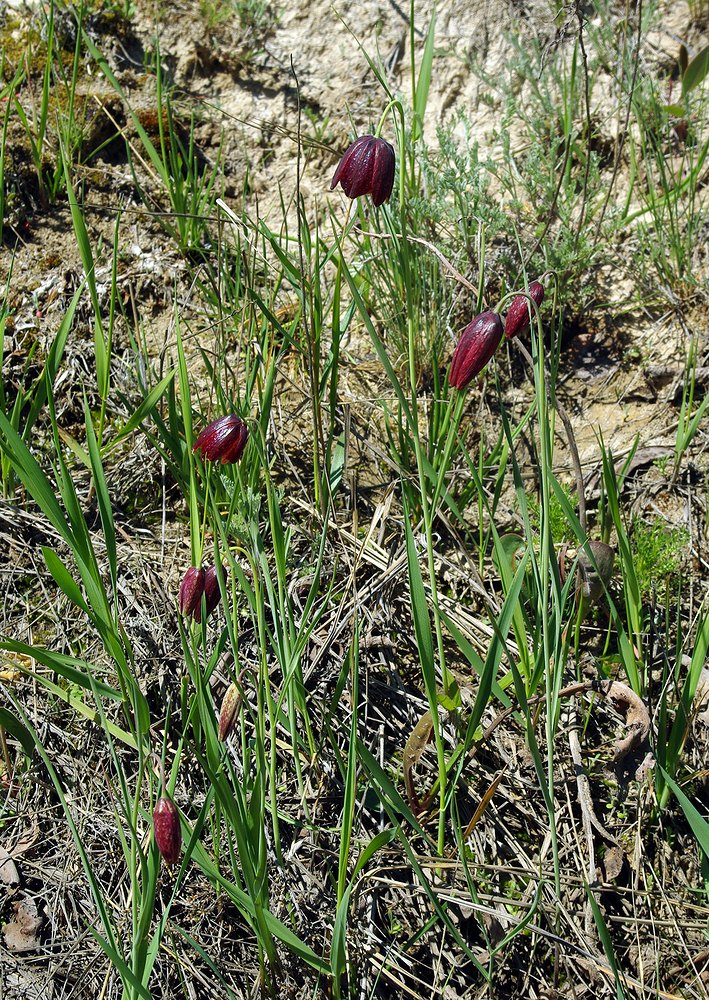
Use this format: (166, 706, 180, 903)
(601, 680, 651, 760)
(0, 843, 20, 887)
(3, 894, 42, 952)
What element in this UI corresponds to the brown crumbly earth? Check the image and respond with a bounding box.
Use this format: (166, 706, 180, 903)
(2, 0, 709, 997)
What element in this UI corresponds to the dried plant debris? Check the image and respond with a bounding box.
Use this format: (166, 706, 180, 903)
(3, 895, 43, 953)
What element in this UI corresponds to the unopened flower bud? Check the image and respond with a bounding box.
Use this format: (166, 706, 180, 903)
(578, 540, 615, 606)
(504, 281, 544, 340)
(153, 796, 181, 865)
(218, 682, 242, 741)
(449, 311, 503, 390)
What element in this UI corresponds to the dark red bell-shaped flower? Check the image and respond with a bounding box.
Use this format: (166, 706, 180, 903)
(331, 135, 396, 207)
(448, 311, 504, 390)
(504, 280, 544, 340)
(153, 796, 181, 865)
(178, 565, 222, 622)
(178, 566, 205, 617)
(193, 564, 222, 623)
(193, 414, 248, 464)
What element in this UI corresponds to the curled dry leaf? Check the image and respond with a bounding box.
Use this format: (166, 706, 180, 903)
(0, 843, 20, 887)
(599, 680, 652, 763)
(601, 844, 624, 882)
(3, 894, 42, 952)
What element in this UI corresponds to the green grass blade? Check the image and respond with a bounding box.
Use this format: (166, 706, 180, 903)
(586, 884, 629, 999)
(109, 370, 176, 450)
(22, 283, 84, 437)
(659, 765, 709, 860)
(403, 496, 436, 704)
(42, 545, 91, 615)
(1, 639, 121, 700)
(412, 9, 436, 142)
(0, 705, 34, 758)
(84, 398, 117, 598)
(682, 45, 709, 96)
(0, 411, 73, 546)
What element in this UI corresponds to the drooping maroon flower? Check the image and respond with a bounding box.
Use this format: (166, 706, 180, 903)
(193, 414, 248, 464)
(153, 796, 181, 865)
(504, 280, 545, 340)
(331, 135, 396, 207)
(448, 311, 504, 390)
(178, 565, 223, 622)
(193, 564, 221, 623)
(178, 566, 205, 617)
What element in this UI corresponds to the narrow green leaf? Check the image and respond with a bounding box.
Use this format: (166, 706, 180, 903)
(356, 739, 430, 840)
(188, 837, 328, 971)
(440, 611, 510, 706)
(0, 411, 72, 546)
(84, 398, 117, 594)
(0, 706, 34, 757)
(23, 279, 85, 434)
(586, 884, 629, 999)
(403, 499, 436, 704)
(682, 45, 709, 96)
(413, 11, 436, 142)
(109, 370, 176, 450)
(659, 766, 709, 859)
(59, 137, 106, 392)
(338, 254, 412, 425)
(331, 884, 351, 997)
(7, 699, 127, 964)
(81, 32, 170, 186)
(42, 546, 90, 614)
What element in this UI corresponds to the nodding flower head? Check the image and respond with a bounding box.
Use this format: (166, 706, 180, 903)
(331, 135, 396, 207)
(504, 281, 544, 340)
(193, 414, 248, 464)
(448, 311, 504, 390)
(178, 566, 205, 617)
(193, 564, 221, 623)
(178, 565, 223, 622)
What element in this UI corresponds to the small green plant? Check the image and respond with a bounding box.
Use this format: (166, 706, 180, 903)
(528, 481, 577, 544)
(631, 517, 688, 596)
